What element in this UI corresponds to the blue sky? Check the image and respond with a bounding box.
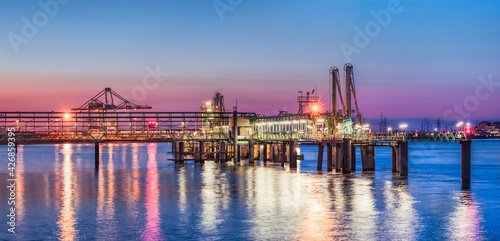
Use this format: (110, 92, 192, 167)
(0, 0, 499, 120)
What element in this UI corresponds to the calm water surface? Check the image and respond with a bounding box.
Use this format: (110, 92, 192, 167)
(1, 140, 499, 240)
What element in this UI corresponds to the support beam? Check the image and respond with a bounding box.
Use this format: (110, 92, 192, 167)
(351, 144, 356, 172)
(461, 140, 471, 188)
(289, 141, 297, 169)
(220, 141, 226, 163)
(249, 140, 255, 163)
(327, 143, 333, 172)
(95, 142, 100, 169)
(335, 143, 343, 173)
(178, 141, 185, 163)
(342, 139, 352, 174)
(273, 144, 279, 162)
(232, 107, 239, 164)
(196, 141, 204, 162)
(263, 144, 268, 163)
(269, 144, 274, 162)
(280, 143, 286, 166)
(361, 145, 375, 172)
(234, 142, 239, 163)
(317, 144, 324, 171)
(398, 141, 408, 176)
(391, 145, 399, 173)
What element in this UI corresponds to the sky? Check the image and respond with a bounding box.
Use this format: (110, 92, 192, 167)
(0, 0, 499, 121)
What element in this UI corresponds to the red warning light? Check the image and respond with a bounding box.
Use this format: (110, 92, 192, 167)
(464, 122, 473, 136)
(148, 121, 156, 128)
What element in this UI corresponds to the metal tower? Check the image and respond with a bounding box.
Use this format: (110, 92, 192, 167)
(344, 63, 362, 124)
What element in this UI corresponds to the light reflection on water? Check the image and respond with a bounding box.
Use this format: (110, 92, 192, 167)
(447, 190, 485, 240)
(0, 141, 499, 240)
(57, 144, 77, 241)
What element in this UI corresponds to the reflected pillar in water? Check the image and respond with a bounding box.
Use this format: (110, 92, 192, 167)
(460, 140, 471, 188)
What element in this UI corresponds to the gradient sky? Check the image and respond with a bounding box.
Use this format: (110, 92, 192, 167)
(1, 0, 499, 120)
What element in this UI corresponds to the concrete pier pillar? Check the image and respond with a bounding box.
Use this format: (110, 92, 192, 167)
(273, 144, 279, 162)
(361, 145, 375, 172)
(351, 144, 356, 172)
(196, 141, 204, 162)
(342, 139, 352, 174)
(234, 142, 240, 164)
(95, 142, 100, 169)
(327, 143, 333, 172)
(289, 141, 297, 169)
(269, 144, 274, 162)
(335, 143, 343, 173)
(460, 140, 471, 188)
(178, 141, 185, 163)
(398, 141, 408, 176)
(220, 141, 226, 163)
(249, 140, 255, 163)
(317, 144, 324, 171)
(280, 143, 286, 166)
(391, 145, 399, 173)
(172, 142, 178, 161)
(254, 142, 260, 162)
(263, 144, 268, 163)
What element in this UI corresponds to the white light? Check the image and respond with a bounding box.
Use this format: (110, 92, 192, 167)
(456, 121, 464, 127)
(362, 124, 369, 128)
(399, 124, 408, 129)
(387, 127, 392, 131)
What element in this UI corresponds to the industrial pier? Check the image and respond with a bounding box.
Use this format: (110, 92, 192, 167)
(0, 64, 473, 188)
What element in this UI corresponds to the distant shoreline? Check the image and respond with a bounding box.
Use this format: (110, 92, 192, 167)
(471, 136, 500, 140)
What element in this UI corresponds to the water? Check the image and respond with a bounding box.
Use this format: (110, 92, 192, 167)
(1, 140, 499, 240)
